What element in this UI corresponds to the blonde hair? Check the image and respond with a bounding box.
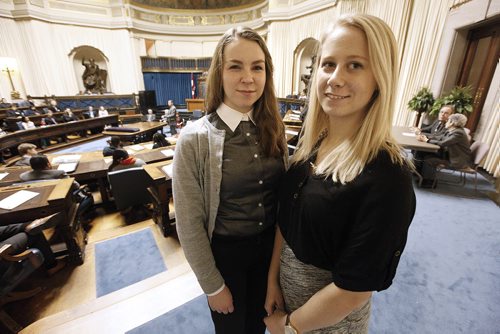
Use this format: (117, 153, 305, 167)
(293, 14, 407, 183)
(205, 26, 285, 157)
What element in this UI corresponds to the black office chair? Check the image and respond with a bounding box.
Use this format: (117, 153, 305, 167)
(108, 167, 154, 222)
(0, 244, 44, 333)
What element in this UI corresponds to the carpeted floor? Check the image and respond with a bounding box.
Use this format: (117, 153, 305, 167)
(126, 295, 214, 334)
(95, 227, 167, 297)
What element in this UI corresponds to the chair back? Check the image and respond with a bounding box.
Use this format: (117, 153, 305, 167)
(470, 141, 490, 167)
(108, 167, 153, 210)
(0, 248, 44, 295)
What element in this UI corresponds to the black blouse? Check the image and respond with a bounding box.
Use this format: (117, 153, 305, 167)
(279, 150, 416, 292)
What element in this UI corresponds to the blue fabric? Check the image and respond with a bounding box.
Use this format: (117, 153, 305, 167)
(126, 295, 214, 334)
(95, 228, 166, 297)
(143, 72, 201, 106)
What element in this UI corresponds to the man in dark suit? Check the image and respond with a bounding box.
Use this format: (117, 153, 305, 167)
(417, 113, 472, 187)
(83, 106, 96, 119)
(43, 111, 68, 142)
(1, 213, 65, 276)
(6, 104, 22, 117)
(19, 155, 68, 182)
(419, 105, 454, 138)
(47, 99, 62, 113)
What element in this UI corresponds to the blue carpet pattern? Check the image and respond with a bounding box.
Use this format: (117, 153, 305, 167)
(95, 228, 167, 297)
(370, 178, 500, 334)
(126, 295, 214, 334)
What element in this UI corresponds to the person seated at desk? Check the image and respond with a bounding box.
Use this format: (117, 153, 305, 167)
(48, 99, 62, 113)
(83, 106, 96, 119)
(19, 155, 69, 182)
(20, 116, 36, 130)
(24, 106, 40, 116)
(417, 113, 472, 188)
(62, 108, 78, 122)
(6, 104, 22, 117)
(102, 136, 122, 157)
(144, 109, 156, 122)
(108, 149, 145, 172)
(152, 132, 168, 149)
(14, 143, 38, 166)
(175, 113, 184, 133)
(43, 111, 59, 125)
(0, 97, 11, 108)
(0, 214, 65, 276)
(98, 106, 109, 117)
(414, 105, 454, 138)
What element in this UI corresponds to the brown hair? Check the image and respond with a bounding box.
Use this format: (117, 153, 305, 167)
(205, 26, 285, 157)
(18, 143, 37, 156)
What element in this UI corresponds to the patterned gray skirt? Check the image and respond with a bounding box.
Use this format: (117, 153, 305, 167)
(280, 242, 371, 334)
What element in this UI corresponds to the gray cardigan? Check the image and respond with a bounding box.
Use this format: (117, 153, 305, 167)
(173, 116, 287, 294)
(172, 116, 226, 294)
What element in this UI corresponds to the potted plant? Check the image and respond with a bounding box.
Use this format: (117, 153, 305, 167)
(407, 87, 435, 127)
(430, 85, 474, 116)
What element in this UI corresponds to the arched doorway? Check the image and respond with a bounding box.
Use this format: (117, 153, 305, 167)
(292, 38, 319, 97)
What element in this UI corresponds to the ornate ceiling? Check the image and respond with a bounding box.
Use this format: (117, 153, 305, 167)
(130, 0, 265, 10)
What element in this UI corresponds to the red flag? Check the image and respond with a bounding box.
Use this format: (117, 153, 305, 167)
(191, 73, 196, 98)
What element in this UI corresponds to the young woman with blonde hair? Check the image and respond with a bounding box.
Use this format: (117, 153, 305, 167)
(265, 14, 416, 333)
(173, 26, 286, 333)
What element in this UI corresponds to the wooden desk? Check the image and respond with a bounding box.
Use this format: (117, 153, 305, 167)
(0, 144, 176, 203)
(144, 160, 174, 237)
(102, 121, 164, 142)
(0, 178, 86, 264)
(392, 126, 440, 153)
(186, 98, 204, 112)
(283, 109, 303, 126)
(0, 115, 119, 150)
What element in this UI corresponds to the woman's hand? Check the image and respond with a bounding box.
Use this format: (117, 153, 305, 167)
(207, 286, 234, 314)
(265, 281, 285, 316)
(264, 309, 287, 334)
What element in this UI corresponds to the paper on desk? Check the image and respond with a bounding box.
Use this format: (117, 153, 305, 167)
(103, 157, 113, 164)
(52, 155, 81, 164)
(285, 129, 299, 136)
(129, 144, 145, 151)
(143, 143, 154, 150)
(0, 190, 39, 210)
(402, 132, 416, 137)
(57, 162, 78, 173)
(162, 164, 173, 177)
(0, 172, 8, 180)
(161, 149, 175, 158)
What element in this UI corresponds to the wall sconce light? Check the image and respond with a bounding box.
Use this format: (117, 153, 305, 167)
(0, 57, 20, 99)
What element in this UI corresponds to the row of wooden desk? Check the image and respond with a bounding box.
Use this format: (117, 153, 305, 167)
(0, 139, 176, 264)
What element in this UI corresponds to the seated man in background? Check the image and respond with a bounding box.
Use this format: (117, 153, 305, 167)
(144, 109, 156, 122)
(102, 136, 122, 157)
(43, 111, 58, 125)
(62, 108, 78, 122)
(83, 106, 96, 119)
(14, 143, 38, 166)
(0, 97, 11, 108)
(415, 105, 454, 138)
(24, 106, 40, 116)
(6, 104, 22, 117)
(108, 149, 145, 172)
(47, 99, 62, 113)
(0, 214, 65, 276)
(417, 113, 472, 188)
(20, 155, 68, 182)
(43, 111, 68, 142)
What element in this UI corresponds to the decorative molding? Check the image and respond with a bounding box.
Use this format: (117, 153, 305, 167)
(265, 0, 336, 21)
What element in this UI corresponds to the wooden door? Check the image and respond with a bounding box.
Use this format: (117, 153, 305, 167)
(457, 21, 500, 132)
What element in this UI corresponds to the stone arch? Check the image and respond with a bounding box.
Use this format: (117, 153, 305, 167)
(68, 46, 110, 94)
(292, 38, 319, 97)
